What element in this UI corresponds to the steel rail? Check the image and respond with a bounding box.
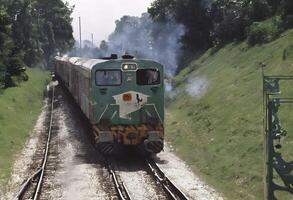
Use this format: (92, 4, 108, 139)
(264, 75, 293, 79)
(268, 98, 293, 103)
(33, 86, 55, 200)
(14, 86, 55, 200)
(14, 168, 42, 199)
(146, 159, 189, 200)
(106, 158, 132, 200)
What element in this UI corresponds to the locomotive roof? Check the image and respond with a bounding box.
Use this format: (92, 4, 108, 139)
(55, 56, 163, 71)
(55, 56, 107, 70)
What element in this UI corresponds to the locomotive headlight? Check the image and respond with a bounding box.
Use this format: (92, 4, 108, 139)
(122, 63, 137, 71)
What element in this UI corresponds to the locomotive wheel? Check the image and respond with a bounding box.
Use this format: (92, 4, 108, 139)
(96, 142, 115, 155)
(143, 140, 164, 154)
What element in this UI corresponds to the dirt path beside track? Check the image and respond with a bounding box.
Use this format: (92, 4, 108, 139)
(155, 144, 225, 200)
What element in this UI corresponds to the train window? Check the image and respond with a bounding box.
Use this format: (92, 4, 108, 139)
(95, 70, 122, 86)
(137, 69, 160, 85)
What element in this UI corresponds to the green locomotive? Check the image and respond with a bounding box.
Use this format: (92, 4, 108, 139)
(55, 55, 164, 154)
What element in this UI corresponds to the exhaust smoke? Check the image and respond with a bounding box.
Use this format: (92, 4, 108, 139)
(185, 77, 208, 98)
(101, 13, 185, 76)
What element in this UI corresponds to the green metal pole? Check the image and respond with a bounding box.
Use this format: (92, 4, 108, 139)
(267, 101, 274, 200)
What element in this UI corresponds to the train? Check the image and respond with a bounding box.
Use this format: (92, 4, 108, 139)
(54, 54, 164, 154)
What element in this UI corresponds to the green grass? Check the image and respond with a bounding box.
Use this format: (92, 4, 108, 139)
(166, 29, 293, 199)
(0, 68, 50, 186)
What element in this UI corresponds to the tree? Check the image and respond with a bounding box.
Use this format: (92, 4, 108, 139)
(247, 0, 271, 21)
(35, 0, 74, 66)
(148, 0, 176, 21)
(210, 0, 250, 44)
(0, 0, 74, 88)
(0, 1, 26, 87)
(7, 0, 41, 68)
(149, 0, 213, 51)
(0, 2, 11, 87)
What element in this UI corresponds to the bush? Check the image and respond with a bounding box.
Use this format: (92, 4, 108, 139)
(247, 24, 267, 45)
(247, 17, 281, 45)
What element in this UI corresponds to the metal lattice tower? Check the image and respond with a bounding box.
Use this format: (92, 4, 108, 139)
(263, 76, 293, 200)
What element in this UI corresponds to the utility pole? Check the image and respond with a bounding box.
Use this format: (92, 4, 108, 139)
(79, 16, 82, 49)
(91, 33, 94, 48)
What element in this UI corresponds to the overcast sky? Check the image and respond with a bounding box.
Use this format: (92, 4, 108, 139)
(64, 0, 153, 46)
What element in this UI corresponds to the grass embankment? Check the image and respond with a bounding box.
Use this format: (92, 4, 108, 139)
(0, 68, 50, 186)
(166, 29, 293, 199)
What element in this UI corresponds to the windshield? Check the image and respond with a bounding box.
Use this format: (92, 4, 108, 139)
(95, 70, 121, 86)
(137, 69, 160, 85)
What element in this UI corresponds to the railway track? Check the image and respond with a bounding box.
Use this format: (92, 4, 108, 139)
(106, 157, 133, 200)
(14, 85, 56, 200)
(106, 155, 189, 200)
(12, 83, 189, 200)
(146, 158, 189, 200)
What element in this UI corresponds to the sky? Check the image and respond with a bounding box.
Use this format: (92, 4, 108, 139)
(64, 0, 154, 46)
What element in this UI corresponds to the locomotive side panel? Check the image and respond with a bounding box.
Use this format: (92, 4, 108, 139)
(78, 71, 91, 119)
(64, 62, 70, 87)
(55, 58, 92, 121)
(70, 67, 79, 102)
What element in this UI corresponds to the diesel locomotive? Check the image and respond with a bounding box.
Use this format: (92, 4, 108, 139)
(54, 55, 164, 154)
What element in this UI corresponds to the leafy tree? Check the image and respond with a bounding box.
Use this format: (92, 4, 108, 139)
(0, 0, 74, 88)
(247, 0, 271, 21)
(35, 0, 74, 66)
(149, 0, 213, 51)
(0, 2, 11, 87)
(209, 0, 250, 44)
(0, 1, 26, 87)
(148, 0, 176, 21)
(8, 0, 42, 66)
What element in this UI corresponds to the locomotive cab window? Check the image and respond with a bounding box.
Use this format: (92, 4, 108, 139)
(96, 70, 121, 86)
(137, 69, 160, 85)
